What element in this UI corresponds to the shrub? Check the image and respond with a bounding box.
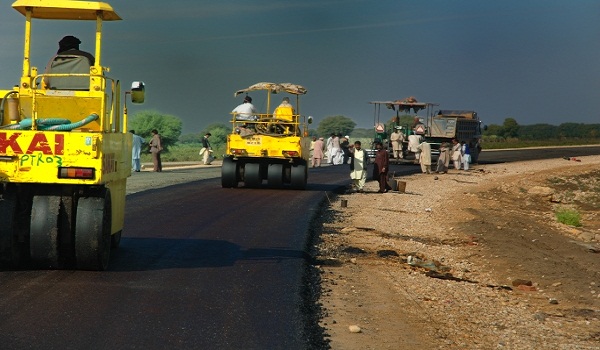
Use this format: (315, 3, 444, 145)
(555, 207, 582, 227)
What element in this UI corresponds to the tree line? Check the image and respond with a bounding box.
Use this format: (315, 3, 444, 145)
(484, 117, 600, 142)
(129, 110, 600, 155)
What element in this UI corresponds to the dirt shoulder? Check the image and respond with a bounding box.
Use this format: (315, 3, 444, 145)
(315, 156, 600, 349)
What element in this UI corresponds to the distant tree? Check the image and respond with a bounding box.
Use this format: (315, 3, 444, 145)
(502, 118, 520, 138)
(349, 128, 373, 138)
(483, 124, 503, 137)
(398, 114, 416, 127)
(518, 124, 558, 140)
(130, 110, 182, 151)
(558, 123, 600, 138)
(316, 115, 356, 137)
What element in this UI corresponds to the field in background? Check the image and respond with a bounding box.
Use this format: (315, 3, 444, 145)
(140, 138, 600, 163)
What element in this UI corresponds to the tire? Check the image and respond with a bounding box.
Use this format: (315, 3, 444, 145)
(290, 162, 307, 189)
(75, 192, 111, 271)
(267, 163, 284, 187)
(244, 163, 261, 188)
(30, 195, 61, 268)
(221, 157, 238, 188)
(0, 190, 20, 268)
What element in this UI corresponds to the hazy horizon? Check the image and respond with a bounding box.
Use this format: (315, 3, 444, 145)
(1, 0, 598, 134)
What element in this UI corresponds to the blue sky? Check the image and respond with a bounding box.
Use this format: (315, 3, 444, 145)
(1, 0, 599, 134)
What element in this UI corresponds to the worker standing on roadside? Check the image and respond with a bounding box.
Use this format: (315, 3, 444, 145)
(149, 129, 163, 172)
(374, 141, 391, 193)
(436, 142, 450, 173)
(451, 138, 462, 170)
(390, 127, 404, 159)
(417, 139, 432, 174)
(408, 132, 422, 164)
(349, 141, 368, 192)
(461, 141, 471, 171)
(130, 130, 145, 172)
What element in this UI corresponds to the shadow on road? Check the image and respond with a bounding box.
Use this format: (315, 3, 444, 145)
(109, 237, 310, 272)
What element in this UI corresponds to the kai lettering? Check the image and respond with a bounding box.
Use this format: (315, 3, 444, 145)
(0, 132, 64, 155)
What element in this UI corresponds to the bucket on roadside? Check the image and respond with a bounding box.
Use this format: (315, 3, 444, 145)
(388, 178, 398, 191)
(396, 180, 406, 193)
(388, 177, 406, 193)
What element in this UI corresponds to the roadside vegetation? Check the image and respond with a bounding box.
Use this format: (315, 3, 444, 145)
(132, 110, 600, 163)
(555, 207, 582, 227)
(547, 169, 600, 229)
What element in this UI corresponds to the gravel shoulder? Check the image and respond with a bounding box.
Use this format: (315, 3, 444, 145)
(315, 155, 600, 349)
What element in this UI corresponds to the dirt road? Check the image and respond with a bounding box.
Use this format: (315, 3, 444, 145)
(315, 156, 600, 349)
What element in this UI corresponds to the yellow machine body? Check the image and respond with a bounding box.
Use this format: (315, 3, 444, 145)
(222, 82, 311, 189)
(0, 1, 144, 270)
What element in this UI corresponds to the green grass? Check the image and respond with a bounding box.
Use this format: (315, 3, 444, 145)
(555, 207, 582, 227)
(140, 143, 226, 163)
(482, 138, 600, 150)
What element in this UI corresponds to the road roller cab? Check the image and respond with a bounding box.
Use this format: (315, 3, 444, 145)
(0, 0, 145, 270)
(222, 82, 312, 189)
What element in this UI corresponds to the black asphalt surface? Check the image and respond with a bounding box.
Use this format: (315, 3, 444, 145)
(478, 145, 600, 164)
(0, 145, 598, 349)
(0, 163, 417, 350)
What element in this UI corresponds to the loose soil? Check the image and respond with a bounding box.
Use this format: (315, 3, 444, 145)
(314, 156, 600, 349)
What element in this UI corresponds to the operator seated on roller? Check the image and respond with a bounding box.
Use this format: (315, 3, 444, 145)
(272, 97, 296, 134)
(232, 95, 258, 121)
(273, 97, 295, 121)
(43, 35, 95, 90)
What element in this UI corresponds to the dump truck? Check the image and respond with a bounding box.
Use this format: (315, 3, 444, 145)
(221, 82, 312, 189)
(0, 0, 145, 270)
(427, 110, 483, 163)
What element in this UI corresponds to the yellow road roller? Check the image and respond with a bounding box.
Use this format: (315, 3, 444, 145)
(0, 1, 145, 270)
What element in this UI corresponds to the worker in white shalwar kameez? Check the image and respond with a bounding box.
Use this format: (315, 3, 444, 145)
(408, 133, 422, 164)
(325, 133, 335, 164)
(349, 141, 368, 192)
(417, 139, 432, 174)
(331, 134, 343, 165)
(390, 127, 405, 159)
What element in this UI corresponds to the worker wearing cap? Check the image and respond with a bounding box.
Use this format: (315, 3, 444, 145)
(55, 35, 95, 65)
(43, 35, 95, 89)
